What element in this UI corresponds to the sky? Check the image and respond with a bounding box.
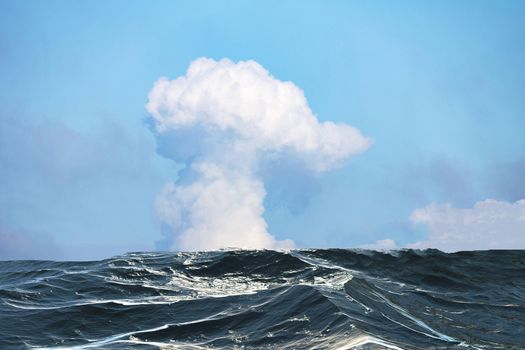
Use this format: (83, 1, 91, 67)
(1, 0, 524, 260)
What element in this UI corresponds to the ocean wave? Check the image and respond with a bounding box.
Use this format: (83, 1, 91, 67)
(1, 249, 524, 349)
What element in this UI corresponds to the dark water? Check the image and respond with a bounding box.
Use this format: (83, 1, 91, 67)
(1, 249, 524, 349)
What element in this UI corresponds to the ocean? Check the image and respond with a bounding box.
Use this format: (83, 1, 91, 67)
(1, 249, 524, 349)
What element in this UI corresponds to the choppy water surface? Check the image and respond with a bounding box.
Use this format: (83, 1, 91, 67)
(1, 249, 524, 349)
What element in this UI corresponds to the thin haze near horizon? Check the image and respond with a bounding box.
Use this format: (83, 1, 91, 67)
(1, 1, 525, 260)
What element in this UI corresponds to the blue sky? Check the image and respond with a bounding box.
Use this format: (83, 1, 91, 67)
(1, 1, 524, 260)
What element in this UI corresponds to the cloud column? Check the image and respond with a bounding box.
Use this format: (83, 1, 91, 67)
(147, 58, 371, 251)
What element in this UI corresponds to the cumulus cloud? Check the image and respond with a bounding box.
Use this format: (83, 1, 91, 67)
(409, 199, 525, 251)
(147, 58, 371, 251)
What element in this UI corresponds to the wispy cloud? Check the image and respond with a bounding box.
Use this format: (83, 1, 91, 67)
(147, 58, 372, 251)
(0, 223, 62, 260)
(488, 156, 525, 202)
(0, 112, 167, 259)
(398, 156, 476, 207)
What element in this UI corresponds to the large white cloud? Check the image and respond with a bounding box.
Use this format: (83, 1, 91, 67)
(409, 199, 525, 251)
(147, 58, 371, 251)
